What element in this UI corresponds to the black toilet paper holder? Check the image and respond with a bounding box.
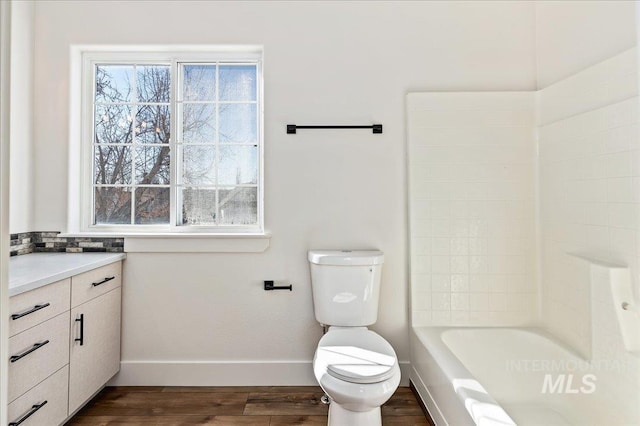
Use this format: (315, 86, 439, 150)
(264, 280, 292, 291)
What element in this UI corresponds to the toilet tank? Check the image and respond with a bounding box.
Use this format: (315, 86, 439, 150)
(308, 250, 384, 327)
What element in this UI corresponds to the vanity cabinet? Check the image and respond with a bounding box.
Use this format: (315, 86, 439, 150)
(7, 258, 123, 426)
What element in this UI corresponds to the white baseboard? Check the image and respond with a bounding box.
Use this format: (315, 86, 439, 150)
(110, 360, 411, 387)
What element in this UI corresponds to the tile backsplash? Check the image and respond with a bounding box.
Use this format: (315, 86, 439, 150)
(10, 232, 37, 256)
(10, 231, 124, 256)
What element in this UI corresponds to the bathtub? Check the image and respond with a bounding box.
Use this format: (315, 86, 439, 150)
(410, 326, 635, 426)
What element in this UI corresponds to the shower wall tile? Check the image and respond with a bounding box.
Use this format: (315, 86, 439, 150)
(538, 48, 640, 359)
(590, 265, 640, 424)
(408, 92, 537, 326)
(538, 48, 638, 125)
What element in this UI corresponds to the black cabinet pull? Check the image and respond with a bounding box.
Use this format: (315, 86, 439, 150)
(10, 341, 50, 363)
(92, 276, 115, 287)
(75, 314, 84, 346)
(8, 400, 47, 426)
(11, 303, 50, 320)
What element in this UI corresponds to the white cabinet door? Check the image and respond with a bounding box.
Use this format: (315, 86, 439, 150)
(68, 286, 121, 415)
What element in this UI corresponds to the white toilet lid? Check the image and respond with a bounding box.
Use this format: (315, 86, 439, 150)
(316, 328, 397, 384)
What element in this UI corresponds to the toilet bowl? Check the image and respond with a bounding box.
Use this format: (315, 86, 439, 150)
(308, 250, 400, 426)
(313, 327, 401, 426)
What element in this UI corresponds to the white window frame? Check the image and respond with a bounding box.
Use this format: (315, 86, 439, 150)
(69, 46, 264, 236)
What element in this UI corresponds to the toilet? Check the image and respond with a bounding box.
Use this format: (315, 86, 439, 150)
(308, 250, 401, 426)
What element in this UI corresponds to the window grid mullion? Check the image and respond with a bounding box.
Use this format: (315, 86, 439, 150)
(130, 64, 137, 225)
(95, 101, 171, 106)
(177, 142, 256, 146)
(175, 184, 256, 188)
(170, 59, 178, 229)
(91, 122, 94, 225)
(91, 63, 97, 226)
(95, 184, 171, 188)
(91, 64, 96, 227)
(174, 100, 257, 105)
(215, 62, 220, 225)
(94, 143, 170, 147)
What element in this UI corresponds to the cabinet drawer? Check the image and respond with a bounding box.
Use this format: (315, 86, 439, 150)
(71, 261, 121, 307)
(9, 279, 70, 337)
(7, 365, 69, 426)
(8, 313, 70, 403)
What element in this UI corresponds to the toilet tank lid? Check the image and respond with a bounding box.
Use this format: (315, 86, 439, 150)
(308, 250, 384, 266)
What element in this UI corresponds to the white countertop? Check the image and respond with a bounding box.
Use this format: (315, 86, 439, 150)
(9, 252, 126, 297)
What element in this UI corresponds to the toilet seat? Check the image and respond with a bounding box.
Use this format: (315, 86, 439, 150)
(315, 328, 397, 384)
(327, 360, 395, 384)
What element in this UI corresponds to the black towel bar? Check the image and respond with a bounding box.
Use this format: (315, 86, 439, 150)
(287, 124, 382, 134)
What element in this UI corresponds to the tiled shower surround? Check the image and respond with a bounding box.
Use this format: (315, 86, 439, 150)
(407, 92, 537, 326)
(538, 47, 640, 424)
(408, 48, 640, 422)
(539, 48, 639, 358)
(9, 231, 124, 256)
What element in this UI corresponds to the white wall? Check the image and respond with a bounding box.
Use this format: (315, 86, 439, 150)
(535, 0, 637, 89)
(9, 0, 34, 234)
(31, 0, 536, 384)
(407, 92, 537, 327)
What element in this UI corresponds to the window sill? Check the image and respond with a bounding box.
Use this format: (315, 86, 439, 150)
(58, 232, 271, 253)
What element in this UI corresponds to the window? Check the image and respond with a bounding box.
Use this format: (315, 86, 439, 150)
(81, 50, 262, 234)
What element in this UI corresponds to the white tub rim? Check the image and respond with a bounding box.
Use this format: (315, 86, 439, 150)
(410, 325, 589, 426)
